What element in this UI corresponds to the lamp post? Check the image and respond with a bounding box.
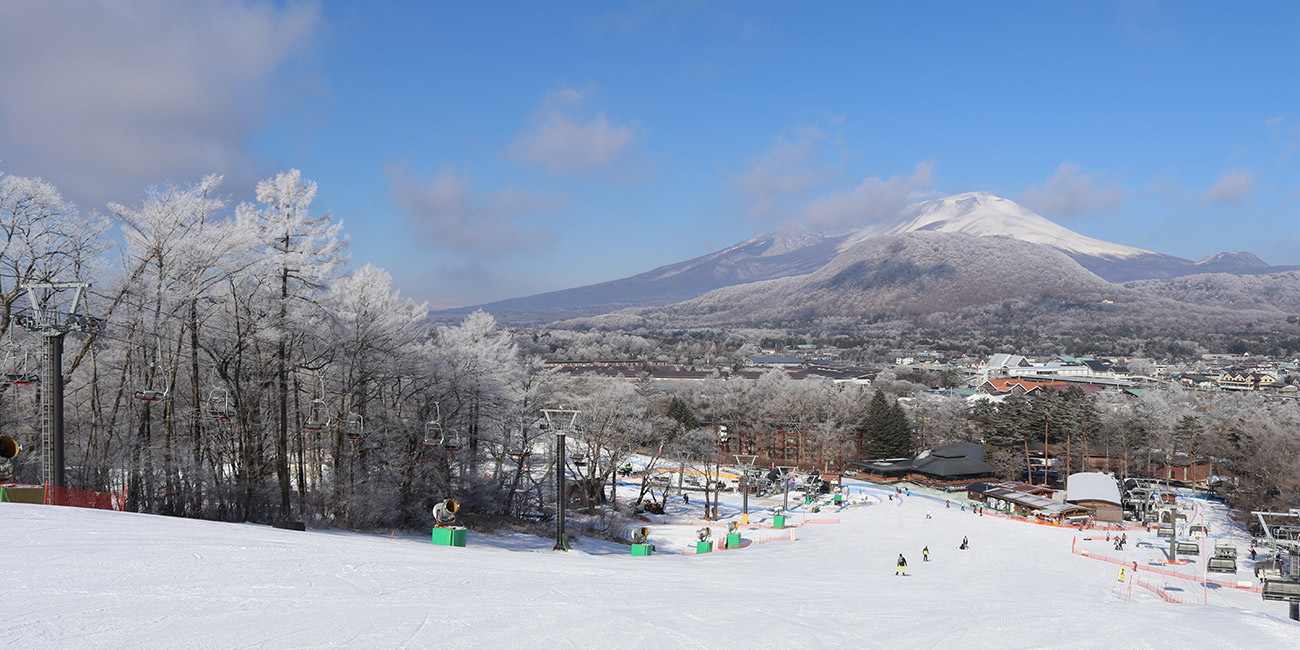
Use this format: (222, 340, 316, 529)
(734, 454, 757, 525)
(542, 407, 579, 552)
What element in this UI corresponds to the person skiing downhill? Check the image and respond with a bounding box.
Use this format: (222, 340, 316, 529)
(923, 546, 929, 562)
(896, 554, 908, 575)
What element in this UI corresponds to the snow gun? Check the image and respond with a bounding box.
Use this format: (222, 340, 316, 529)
(697, 528, 712, 543)
(727, 521, 740, 535)
(0, 436, 17, 480)
(632, 527, 649, 544)
(432, 498, 459, 527)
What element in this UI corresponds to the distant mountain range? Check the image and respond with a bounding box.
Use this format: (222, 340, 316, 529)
(435, 192, 1300, 328)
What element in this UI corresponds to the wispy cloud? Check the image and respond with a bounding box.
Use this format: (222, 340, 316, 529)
(508, 88, 636, 174)
(1020, 163, 1124, 218)
(732, 124, 846, 222)
(796, 162, 935, 232)
(0, 0, 320, 207)
(386, 163, 565, 254)
(1202, 169, 1257, 204)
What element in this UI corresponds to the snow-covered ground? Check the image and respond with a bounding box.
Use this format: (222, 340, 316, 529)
(4, 480, 1296, 649)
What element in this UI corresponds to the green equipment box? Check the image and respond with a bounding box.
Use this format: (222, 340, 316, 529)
(432, 526, 467, 547)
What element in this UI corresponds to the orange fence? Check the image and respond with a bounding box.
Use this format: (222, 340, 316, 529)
(1071, 536, 1260, 594)
(43, 484, 126, 511)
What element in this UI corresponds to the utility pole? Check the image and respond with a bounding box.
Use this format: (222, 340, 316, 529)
(16, 282, 102, 490)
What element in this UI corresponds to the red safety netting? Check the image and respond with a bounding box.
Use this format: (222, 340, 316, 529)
(44, 484, 126, 511)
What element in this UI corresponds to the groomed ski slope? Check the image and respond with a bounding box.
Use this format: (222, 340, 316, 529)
(3, 482, 1295, 649)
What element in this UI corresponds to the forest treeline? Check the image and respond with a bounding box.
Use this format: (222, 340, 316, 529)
(1, 168, 1296, 533)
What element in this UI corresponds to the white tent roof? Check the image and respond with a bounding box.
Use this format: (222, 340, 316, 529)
(1065, 472, 1122, 506)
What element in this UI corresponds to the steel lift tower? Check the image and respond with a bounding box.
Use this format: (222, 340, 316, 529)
(15, 281, 102, 489)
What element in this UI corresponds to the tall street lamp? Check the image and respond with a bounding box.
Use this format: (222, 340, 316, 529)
(542, 407, 579, 552)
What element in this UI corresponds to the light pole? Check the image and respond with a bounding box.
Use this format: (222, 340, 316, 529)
(735, 454, 757, 525)
(542, 408, 579, 552)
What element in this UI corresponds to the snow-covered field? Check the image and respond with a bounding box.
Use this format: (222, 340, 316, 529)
(4, 481, 1296, 649)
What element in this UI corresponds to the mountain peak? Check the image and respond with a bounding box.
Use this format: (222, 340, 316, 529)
(1196, 251, 1268, 269)
(846, 192, 1153, 260)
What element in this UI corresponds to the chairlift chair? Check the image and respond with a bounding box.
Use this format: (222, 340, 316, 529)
(346, 413, 364, 443)
(442, 429, 463, 452)
(3, 349, 37, 385)
(1207, 556, 1237, 574)
(571, 453, 587, 467)
(423, 420, 443, 448)
(304, 399, 329, 432)
(1157, 524, 1175, 538)
(1176, 540, 1200, 556)
(1261, 577, 1300, 602)
(134, 388, 169, 402)
(206, 388, 232, 421)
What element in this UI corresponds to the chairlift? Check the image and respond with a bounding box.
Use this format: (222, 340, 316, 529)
(304, 399, 329, 432)
(206, 388, 232, 420)
(1261, 577, 1300, 602)
(1256, 558, 1286, 578)
(1214, 544, 1237, 558)
(345, 412, 364, 443)
(1156, 524, 1175, 538)
(571, 453, 587, 467)
(422, 402, 443, 447)
(3, 348, 37, 385)
(134, 388, 169, 402)
(1206, 556, 1237, 574)
(443, 428, 463, 452)
(423, 420, 444, 447)
(1176, 540, 1200, 556)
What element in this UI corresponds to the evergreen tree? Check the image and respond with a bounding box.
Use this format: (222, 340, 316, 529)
(859, 389, 893, 458)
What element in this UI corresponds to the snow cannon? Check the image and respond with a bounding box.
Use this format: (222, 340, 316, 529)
(631, 527, 654, 556)
(0, 436, 17, 480)
(696, 527, 713, 554)
(431, 499, 466, 547)
(725, 521, 742, 549)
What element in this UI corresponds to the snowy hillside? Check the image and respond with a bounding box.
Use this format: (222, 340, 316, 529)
(849, 192, 1153, 260)
(4, 482, 1296, 648)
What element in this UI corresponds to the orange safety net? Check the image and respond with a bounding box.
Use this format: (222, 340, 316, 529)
(44, 484, 125, 511)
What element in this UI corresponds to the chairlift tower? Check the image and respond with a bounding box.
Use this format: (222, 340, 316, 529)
(16, 281, 102, 489)
(777, 465, 797, 511)
(542, 407, 579, 552)
(1253, 509, 1300, 621)
(734, 454, 757, 525)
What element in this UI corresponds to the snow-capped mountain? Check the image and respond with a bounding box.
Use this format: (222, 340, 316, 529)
(851, 192, 1152, 259)
(435, 192, 1293, 324)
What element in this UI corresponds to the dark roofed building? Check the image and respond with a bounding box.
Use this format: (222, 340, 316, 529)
(850, 441, 996, 486)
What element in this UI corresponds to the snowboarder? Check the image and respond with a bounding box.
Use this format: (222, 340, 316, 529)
(959, 536, 969, 550)
(926, 510, 932, 519)
(683, 494, 690, 505)
(896, 554, 908, 575)
(923, 546, 929, 562)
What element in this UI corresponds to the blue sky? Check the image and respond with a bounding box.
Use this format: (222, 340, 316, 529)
(2, 1, 1298, 309)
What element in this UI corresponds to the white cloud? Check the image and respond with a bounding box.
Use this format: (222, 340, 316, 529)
(731, 124, 846, 222)
(1202, 170, 1257, 204)
(386, 164, 564, 254)
(795, 162, 935, 232)
(1020, 163, 1124, 218)
(0, 1, 320, 207)
(508, 88, 636, 174)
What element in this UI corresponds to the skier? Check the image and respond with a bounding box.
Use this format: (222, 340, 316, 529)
(896, 554, 908, 575)
(1250, 546, 1257, 560)
(923, 546, 929, 562)
(683, 494, 690, 505)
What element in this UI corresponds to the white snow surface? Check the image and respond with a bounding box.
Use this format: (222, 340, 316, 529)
(848, 192, 1153, 259)
(4, 483, 1296, 649)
